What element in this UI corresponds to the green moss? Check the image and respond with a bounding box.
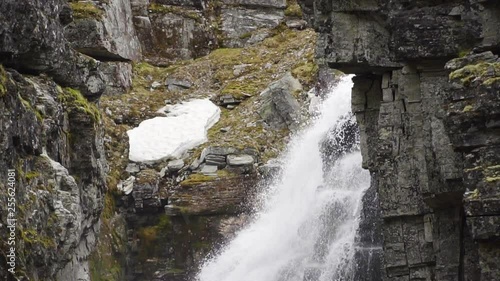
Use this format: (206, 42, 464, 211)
(484, 77, 500, 86)
(102, 192, 116, 220)
(19, 95, 44, 122)
(486, 176, 500, 183)
(449, 62, 500, 86)
(0, 65, 7, 97)
(220, 79, 265, 98)
(148, 3, 201, 22)
(69, 2, 104, 20)
(467, 188, 480, 199)
(20, 229, 56, 249)
(25, 171, 40, 181)
(458, 49, 472, 58)
(285, 3, 303, 17)
(463, 105, 473, 112)
(180, 173, 217, 187)
(292, 62, 319, 87)
(59, 87, 101, 122)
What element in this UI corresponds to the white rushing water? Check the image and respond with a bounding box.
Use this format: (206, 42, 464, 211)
(197, 76, 370, 281)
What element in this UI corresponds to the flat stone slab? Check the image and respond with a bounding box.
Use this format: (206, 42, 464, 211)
(227, 154, 254, 166)
(201, 165, 218, 175)
(167, 159, 185, 172)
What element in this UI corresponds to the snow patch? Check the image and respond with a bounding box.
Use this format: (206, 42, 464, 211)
(127, 99, 221, 163)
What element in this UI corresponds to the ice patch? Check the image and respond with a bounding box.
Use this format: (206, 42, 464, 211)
(127, 99, 221, 163)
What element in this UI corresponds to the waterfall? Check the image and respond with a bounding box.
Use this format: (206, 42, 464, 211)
(197, 75, 371, 281)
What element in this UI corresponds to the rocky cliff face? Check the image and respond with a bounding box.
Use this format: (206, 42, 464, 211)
(301, 0, 500, 280)
(0, 0, 317, 281)
(0, 1, 107, 280)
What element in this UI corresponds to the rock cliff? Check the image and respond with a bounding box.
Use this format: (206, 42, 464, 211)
(0, 1, 107, 280)
(301, 0, 500, 280)
(1, 0, 319, 280)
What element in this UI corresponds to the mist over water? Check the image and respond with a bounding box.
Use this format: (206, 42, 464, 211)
(197, 76, 370, 281)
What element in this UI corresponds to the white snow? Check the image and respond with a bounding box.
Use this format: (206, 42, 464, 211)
(127, 99, 221, 163)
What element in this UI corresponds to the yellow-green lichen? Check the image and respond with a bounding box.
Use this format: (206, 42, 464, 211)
(486, 176, 500, 183)
(0, 65, 7, 97)
(285, 2, 303, 17)
(59, 87, 101, 122)
(462, 105, 474, 112)
(148, 3, 202, 22)
(69, 1, 104, 20)
(484, 77, 500, 86)
(449, 62, 500, 86)
(458, 49, 472, 58)
(20, 228, 56, 249)
(180, 173, 216, 187)
(25, 171, 40, 181)
(486, 165, 500, 170)
(466, 188, 480, 199)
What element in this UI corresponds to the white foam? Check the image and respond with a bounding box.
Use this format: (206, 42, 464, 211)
(197, 76, 370, 281)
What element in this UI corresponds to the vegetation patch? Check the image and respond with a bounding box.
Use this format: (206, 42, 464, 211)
(89, 191, 126, 281)
(59, 87, 101, 122)
(486, 176, 500, 183)
(285, 1, 303, 18)
(20, 228, 56, 249)
(148, 3, 202, 22)
(69, 1, 104, 20)
(449, 62, 500, 86)
(18, 94, 44, 122)
(180, 173, 217, 187)
(101, 28, 318, 194)
(462, 105, 473, 112)
(0, 65, 7, 97)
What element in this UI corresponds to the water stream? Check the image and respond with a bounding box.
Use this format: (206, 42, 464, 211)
(197, 76, 370, 281)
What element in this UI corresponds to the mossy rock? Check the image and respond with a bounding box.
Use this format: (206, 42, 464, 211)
(449, 62, 500, 87)
(0, 65, 8, 97)
(59, 87, 101, 122)
(180, 173, 217, 187)
(69, 1, 104, 20)
(18, 94, 44, 121)
(285, 2, 303, 17)
(148, 3, 202, 22)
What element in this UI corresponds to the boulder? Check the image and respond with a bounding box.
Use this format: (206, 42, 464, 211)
(65, 0, 142, 61)
(167, 159, 185, 172)
(259, 73, 303, 130)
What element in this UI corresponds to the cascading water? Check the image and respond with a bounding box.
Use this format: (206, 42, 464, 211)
(197, 75, 371, 281)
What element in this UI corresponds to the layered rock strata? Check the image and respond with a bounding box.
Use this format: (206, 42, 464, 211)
(301, 0, 500, 280)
